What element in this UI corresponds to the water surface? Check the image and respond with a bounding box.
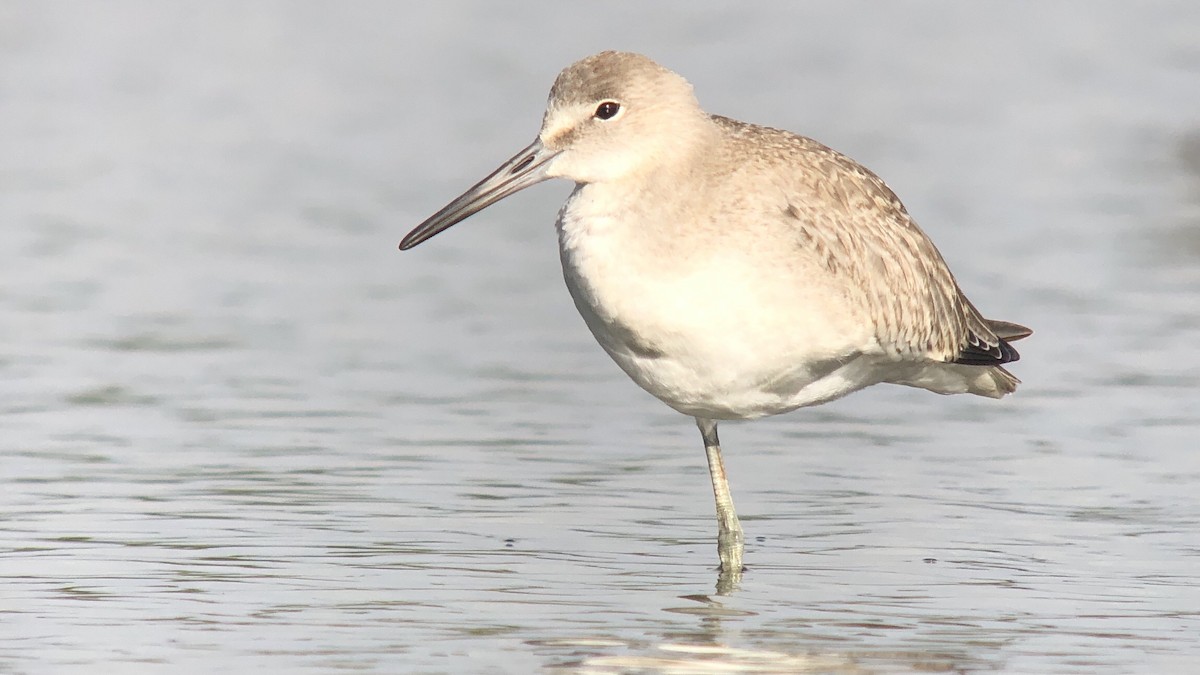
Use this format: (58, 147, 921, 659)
(2, 2, 1199, 673)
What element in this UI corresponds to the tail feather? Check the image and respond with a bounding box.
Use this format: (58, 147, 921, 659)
(979, 365, 1020, 398)
(891, 318, 1028, 399)
(889, 363, 1021, 399)
(987, 319, 1033, 342)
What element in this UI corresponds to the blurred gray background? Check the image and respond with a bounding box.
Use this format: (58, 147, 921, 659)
(2, 2, 1198, 674)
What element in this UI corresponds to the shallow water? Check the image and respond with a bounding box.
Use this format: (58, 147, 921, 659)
(3, 2, 1199, 673)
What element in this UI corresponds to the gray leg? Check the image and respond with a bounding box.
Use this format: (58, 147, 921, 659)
(696, 417, 744, 573)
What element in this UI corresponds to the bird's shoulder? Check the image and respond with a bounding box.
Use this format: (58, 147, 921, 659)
(709, 115, 907, 222)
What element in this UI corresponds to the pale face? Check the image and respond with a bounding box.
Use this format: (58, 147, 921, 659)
(539, 99, 640, 184)
(398, 51, 707, 250)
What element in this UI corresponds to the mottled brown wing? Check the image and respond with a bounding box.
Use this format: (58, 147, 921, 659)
(717, 116, 1022, 365)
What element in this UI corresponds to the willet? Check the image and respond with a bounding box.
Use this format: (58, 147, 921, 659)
(399, 51, 1030, 577)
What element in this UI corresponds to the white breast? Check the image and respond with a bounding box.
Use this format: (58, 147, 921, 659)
(555, 184, 882, 420)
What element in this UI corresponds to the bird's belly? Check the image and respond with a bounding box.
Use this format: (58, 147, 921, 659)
(558, 211, 878, 420)
(602, 345, 873, 420)
(588, 318, 885, 420)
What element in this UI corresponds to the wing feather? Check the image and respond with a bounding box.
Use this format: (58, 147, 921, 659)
(712, 115, 1029, 366)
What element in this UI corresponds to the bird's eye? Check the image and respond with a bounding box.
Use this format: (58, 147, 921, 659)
(594, 101, 622, 120)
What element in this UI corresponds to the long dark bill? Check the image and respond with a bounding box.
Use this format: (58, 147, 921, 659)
(399, 139, 559, 250)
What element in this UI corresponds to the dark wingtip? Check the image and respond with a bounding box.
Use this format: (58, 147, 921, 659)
(953, 336, 1021, 366)
(953, 317, 1031, 366)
